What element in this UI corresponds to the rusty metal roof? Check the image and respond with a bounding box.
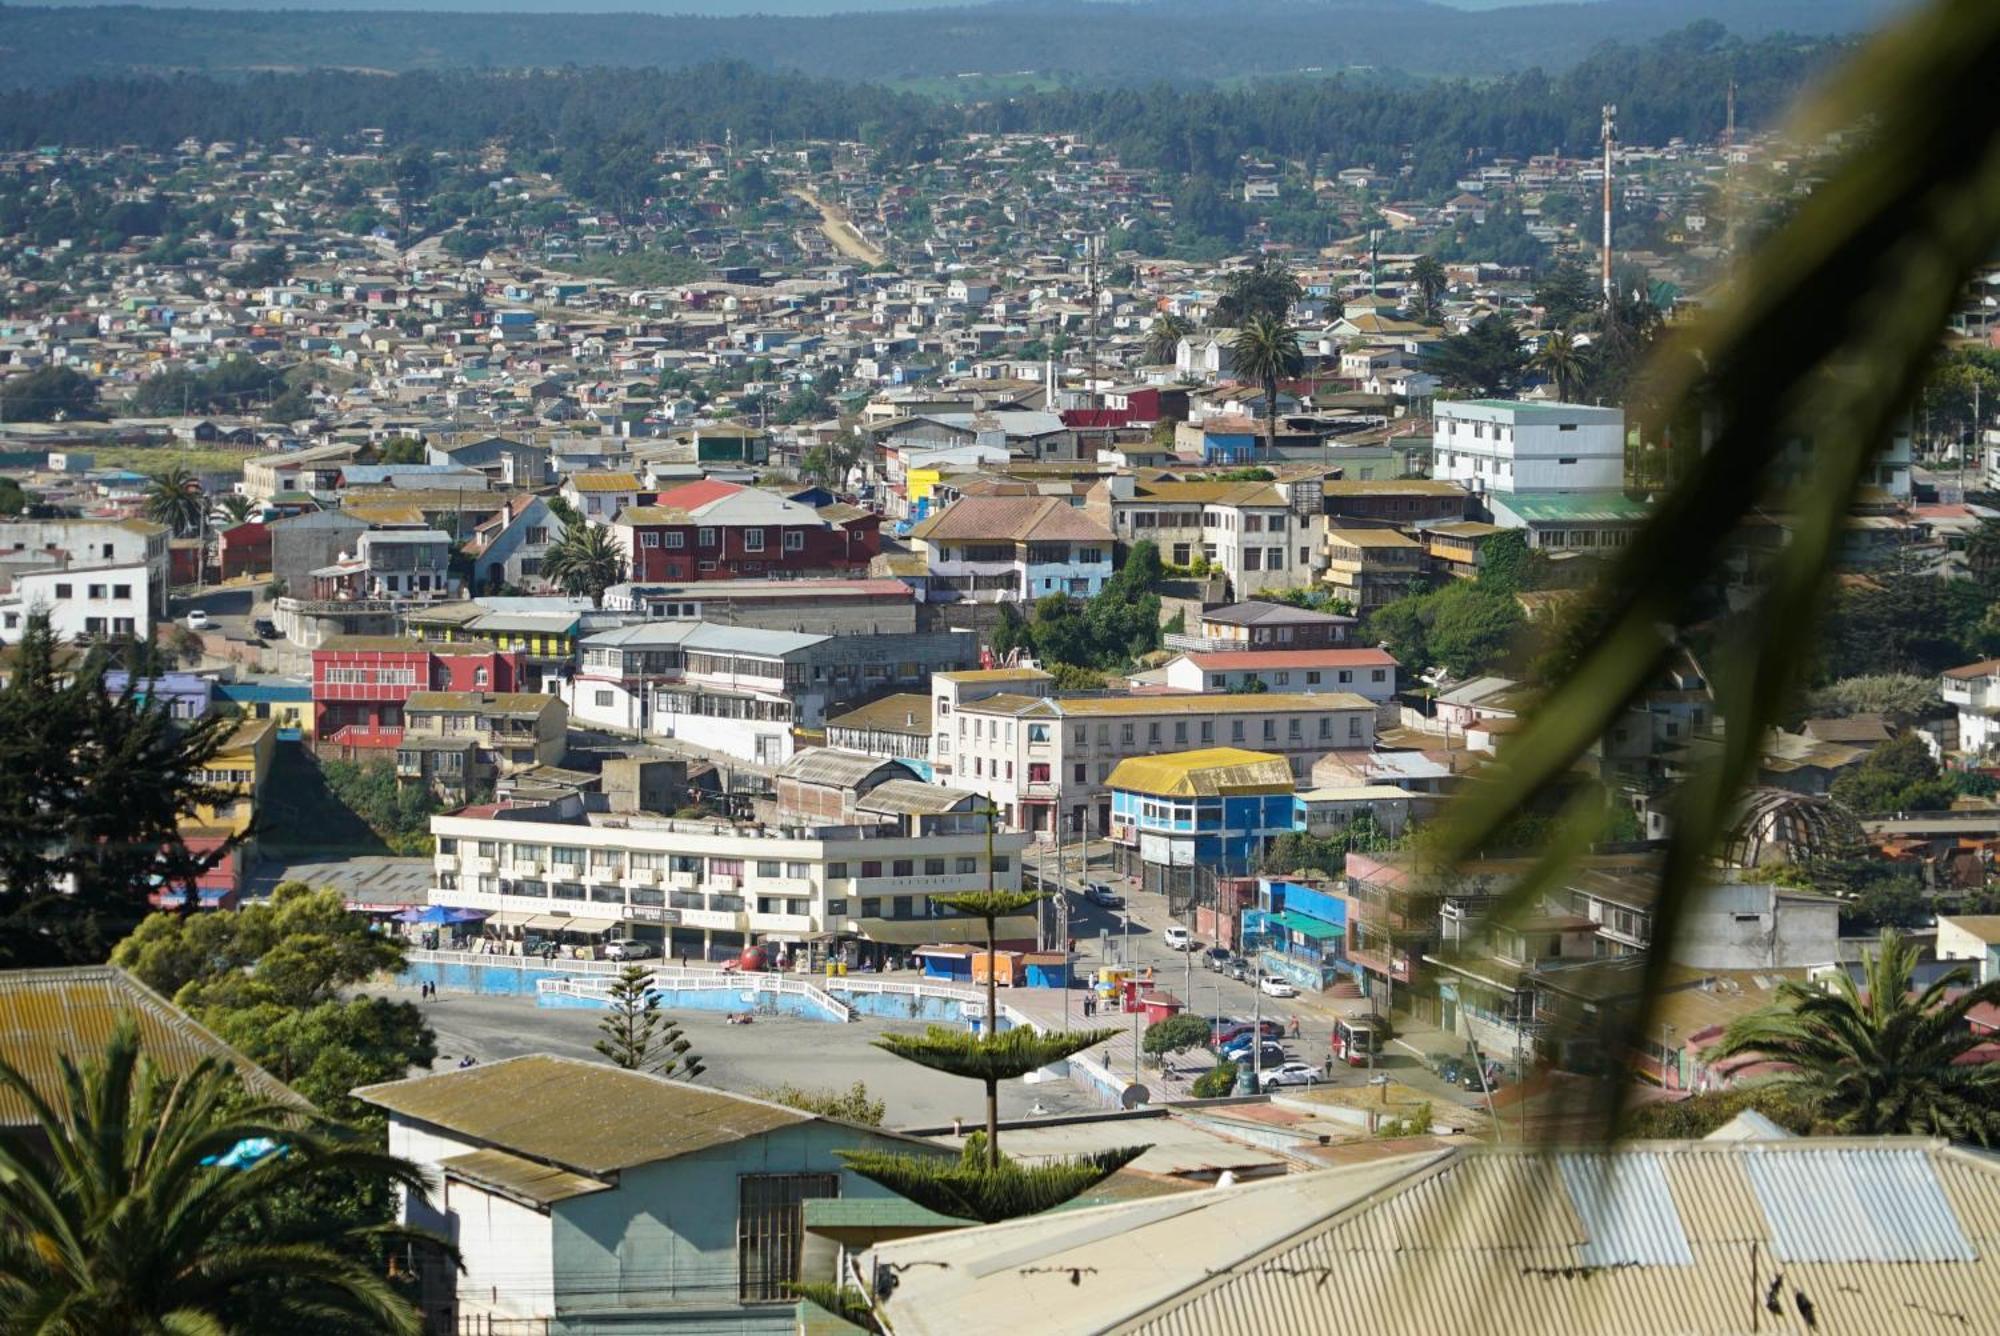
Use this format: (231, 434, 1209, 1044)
(356, 1054, 812, 1177)
(0, 966, 307, 1125)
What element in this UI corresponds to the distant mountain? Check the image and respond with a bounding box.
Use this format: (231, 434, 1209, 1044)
(0, 0, 1903, 90)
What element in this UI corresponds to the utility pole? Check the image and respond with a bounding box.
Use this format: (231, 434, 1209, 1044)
(1085, 233, 1103, 412)
(1600, 104, 1617, 304)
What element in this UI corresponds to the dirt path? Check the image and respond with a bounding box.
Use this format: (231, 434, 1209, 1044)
(791, 187, 887, 267)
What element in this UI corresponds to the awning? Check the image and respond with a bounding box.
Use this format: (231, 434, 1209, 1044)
(853, 914, 1040, 947)
(529, 914, 620, 935)
(486, 910, 538, 928)
(1270, 910, 1345, 943)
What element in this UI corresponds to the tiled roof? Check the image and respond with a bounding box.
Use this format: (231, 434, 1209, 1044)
(910, 496, 1114, 544)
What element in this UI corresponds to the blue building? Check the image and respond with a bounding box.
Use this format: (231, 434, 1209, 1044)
(1248, 877, 1350, 992)
(1107, 748, 1297, 900)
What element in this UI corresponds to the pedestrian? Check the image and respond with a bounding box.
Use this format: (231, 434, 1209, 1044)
(1289, 1015, 1301, 1039)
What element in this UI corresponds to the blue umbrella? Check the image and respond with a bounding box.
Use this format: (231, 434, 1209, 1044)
(395, 905, 489, 925)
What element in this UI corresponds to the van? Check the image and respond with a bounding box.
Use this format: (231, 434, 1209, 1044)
(1163, 925, 1192, 951)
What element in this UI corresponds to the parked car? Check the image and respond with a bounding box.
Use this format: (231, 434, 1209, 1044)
(1084, 883, 1124, 908)
(1461, 1059, 1505, 1092)
(603, 939, 659, 961)
(1162, 925, 1193, 951)
(1258, 975, 1299, 998)
(1211, 1018, 1283, 1047)
(1223, 1040, 1289, 1068)
(1261, 1061, 1324, 1091)
(253, 616, 280, 640)
(1202, 947, 1233, 972)
(1227, 958, 1250, 982)
(183, 610, 211, 631)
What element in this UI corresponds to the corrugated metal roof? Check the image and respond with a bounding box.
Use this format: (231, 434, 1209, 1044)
(0, 966, 307, 1125)
(777, 748, 915, 789)
(855, 778, 977, 816)
(1558, 1152, 1692, 1266)
(1747, 1148, 1974, 1263)
(1106, 748, 1295, 798)
(868, 1140, 2000, 1336)
(441, 1147, 610, 1207)
(355, 1054, 810, 1177)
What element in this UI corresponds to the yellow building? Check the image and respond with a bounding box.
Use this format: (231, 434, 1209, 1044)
(1322, 527, 1426, 611)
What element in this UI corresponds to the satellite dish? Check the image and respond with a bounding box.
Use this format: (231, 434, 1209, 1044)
(1120, 1083, 1151, 1110)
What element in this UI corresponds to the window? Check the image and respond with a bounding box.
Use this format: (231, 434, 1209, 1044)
(827, 862, 848, 879)
(1199, 720, 1214, 743)
(827, 898, 848, 917)
(892, 859, 914, 877)
(1371, 668, 1387, 683)
(1274, 672, 1290, 686)
(54, 584, 71, 599)
(993, 855, 1011, 872)
(860, 860, 882, 878)
(738, 1174, 839, 1303)
(1232, 720, 1245, 742)
(113, 584, 131, 599)
(1349, 715, 1364, 739)
(784, 530, 804, 552)
(1319, 716, 1332, 739)
(956, 857, 977, 874)
(1074, 762, 1086, 782)
(925, 857, 946, 875)
(893, 895, 914, 919)
(1263, 719, 1277, 742)
(756, 859, 781, 877)
(699, 527, 718, 547)
(594, 689, 614, 707)
(641, 532, 661, 548)
(744, 529, 766, 552)
(861, 897, 882, 917)
(1029, 763, 1050, 782)
(666, 531, 686, 548)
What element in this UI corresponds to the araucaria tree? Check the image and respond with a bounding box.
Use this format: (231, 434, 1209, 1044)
(1232, 314, 1303, 462)
(595, 964, 705, 1079)
(0, 614, 245, 965)
(0, 1023, 438, 1333)
(837, 819, 1139, 1221)
(1704, 930, 2000, 1143)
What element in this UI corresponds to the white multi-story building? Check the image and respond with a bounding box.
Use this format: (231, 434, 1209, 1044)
(0, 517, 171, 642)
(1943, 658, 2000, 756)
(951, 691, 1377, 837)
(1155, 648, 1399, 704)
(428, 803, 1030, 962)
(0, 563, 155, 643)
(1431, 400, 1625, 495)
(931, 667, 1056, 780)
(908, 496, 1114, 604)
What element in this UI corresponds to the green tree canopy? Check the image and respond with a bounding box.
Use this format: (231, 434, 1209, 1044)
(0, 364, 100, 421)
(1424, 314, 1530, 396)
(1142, 1013, 1213, 1057)
(1827, 732, 1956, 815)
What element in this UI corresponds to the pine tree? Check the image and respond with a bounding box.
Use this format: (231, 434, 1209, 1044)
(594, 965, 704, 1079)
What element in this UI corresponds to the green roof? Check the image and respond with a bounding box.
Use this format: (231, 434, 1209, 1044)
(1271, 910, 1345, 942)
(1491, 491, 1653, 524)
(804, 1198, 963, 1230)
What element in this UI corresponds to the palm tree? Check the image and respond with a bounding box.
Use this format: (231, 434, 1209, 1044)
(144, 466, 204, 539)
(0, 1023, 435, 1334)
(541, 521, 627, 607)
(213, 494, 255, 528)
(1144, 312, 1192, 365)
(1704, 931, 2000, 1142)
(1531, 329, 1588, 403)
(1408, 253, 1448, 323)
(1231, 314, 1303, 463)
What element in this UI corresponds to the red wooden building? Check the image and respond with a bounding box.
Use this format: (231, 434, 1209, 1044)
(311, 636, 526, 748)
(612, 480, 881, 584)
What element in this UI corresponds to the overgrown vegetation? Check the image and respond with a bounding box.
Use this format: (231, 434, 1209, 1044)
(758, 1081, 887, 1126)
(319, 758, 445, 856)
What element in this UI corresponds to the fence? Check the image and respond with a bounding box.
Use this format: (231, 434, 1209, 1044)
(536, 970, 853, 1023)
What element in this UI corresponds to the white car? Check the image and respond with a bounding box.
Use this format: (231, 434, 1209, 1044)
(1259, 975, 1299, 998)
(603, 939, 658, 961)
(1261, 1061, 1323, 1090)
(1162, 925, 1193, 951)
(184, 610, 211, 631)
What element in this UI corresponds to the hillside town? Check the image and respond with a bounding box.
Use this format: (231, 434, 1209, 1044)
(9, 101, 2000, 1336)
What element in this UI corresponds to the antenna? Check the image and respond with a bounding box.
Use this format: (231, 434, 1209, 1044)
(1601, 104, 1617, 303)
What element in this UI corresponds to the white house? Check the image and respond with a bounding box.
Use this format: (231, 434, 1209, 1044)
(908, 496, 1114, 604)
(1431, 400, 1624, 496)
(0, 562, 154, 643)
(1155, 648, 1399, 703)
(1943, 658, 2000, 756)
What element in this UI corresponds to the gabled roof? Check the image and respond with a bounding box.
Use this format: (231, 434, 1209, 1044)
(567, 471, 641, 492)
(1179, 648, 1397, 672)
(0, 966, 307, 1126)
(1201, 600, 1357, 628)
(1107, 748, 1296, 797)
(354, 1053, 818, 1178)
(909, 496, 1114, 545)
(777, 747, 918, 790)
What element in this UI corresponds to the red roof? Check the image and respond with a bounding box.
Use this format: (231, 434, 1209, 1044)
(1182, 648, 1399, 671)
(653, 479, 743, 511)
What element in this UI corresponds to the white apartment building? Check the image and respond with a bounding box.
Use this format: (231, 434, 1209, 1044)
(0, 516, 170, 608)
(1086, 475, 1326, 598)
(950, 691, 1377, 837)
(1156, 647, 1399, 704)
(1431, 400, 1625, 495)
(429, 804, 1030, 962)
(1943, 658, 2000, 756)
(931, 666, 1055, 780)
(0, 562, 155, 643)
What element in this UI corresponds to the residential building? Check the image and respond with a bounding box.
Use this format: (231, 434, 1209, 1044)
(0, 517, 171, 641)
(427, 796, 1029, 960)
(1484, 489, 1652, 553)
(561, 470, 643, 523)
(1185, 600, 1356, 651)
(1295, 785, 1413, 842)
(1937, 914, 2000, 984)
(405, 601, 586, 691)
(1424, 520, 1511, 580)
(1319, 478, 1471, 527)
(267, 508, 370, 602)
(1155, 648, 1399, 703)
(311, 637, 525, 748)
(613, 481, 881, 583)
(565, 623, 976, 763)
(428, 435, 553, 488)
(862, 1137, 2000, 1336)
(1431, 400, 1624, 495)
(1321, 527, 1426, 612)
(308, 529, 458, 602)
(464, 494, 566, 594)
(824, 694, 933, 767)
(953, 691, 1376, 836)
(242, 440, 368, 502)
(356, 1056, 927, 1335)
(602, 577, 918, 634)
(930, 667, 1055, 779)
(1085, 475, 1326, 597)
(166, 716, 277, 909)
(398, 691, 569, 796)
(1108, 748, 1297, 897)
(907, 496, 1114, 603)
(0, 562, 154, 644)
(1943, 658, 2000, 756)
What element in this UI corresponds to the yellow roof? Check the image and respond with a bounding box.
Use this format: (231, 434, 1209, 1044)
(569, 472, 641, 491)
(1107, 748, 1296, 797)
(1327, 527, 1423, 548)
(935, 668, 1054, 684)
